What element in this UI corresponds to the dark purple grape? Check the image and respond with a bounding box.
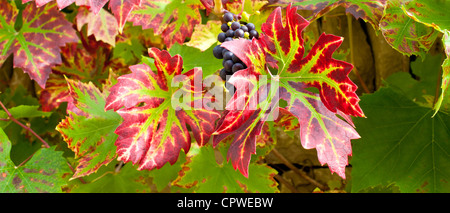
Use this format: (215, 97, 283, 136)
(213, 45, 224, 59)
(219, 69, 227, 81)
(240, 25, 248, 32)
(221, 23, 229, 32)
(249, 30, 259, 39)
(222, 48, 229, 56)
(234, 29, 244, 38)
(232, 63, 244, 73)
(231, 22, 240, 30)
(225, 29, 234, 38)
(218, 33, 226, 42)
(231, 54, 241, 63)
(224, 37, 233, 42)
(246, 23, 255, 31)
(223, 51, 234, 61)
(223, 60, 234, 71)
(223, 12, 234, 22)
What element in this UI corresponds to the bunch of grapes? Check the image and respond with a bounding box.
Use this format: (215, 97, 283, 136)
(212, 12, 260, 93)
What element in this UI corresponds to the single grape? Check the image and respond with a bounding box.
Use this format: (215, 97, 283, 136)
(234, 29, 244, 38)
(246, 23, 255, 31)
(232, 63, 244, 73)
(223, 60, 234, 71)
(249, 30, 259, 39)
(213, 45, 224, 59)
(240, 25, 248, 32)
(219, 69, 227, 81)
(231, 22, 240, 31)
(222, 48, 229, 56)
(221, 23, 229, 32)
(225, 29, 234, 38)
(223, 12, 234, 22)
(218, 33, 226, 43)
(244, 32, 250, 39)
(224, 37, 233, 42)
(223, 51, 234, 61)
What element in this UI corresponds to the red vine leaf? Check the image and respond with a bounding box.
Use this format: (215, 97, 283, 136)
(76, 6, 119, 46)
(39, 36, 128, 112)
(0, 1, 78, 88)
(214, 4, 363, 178)
(104, 48, 220, 170)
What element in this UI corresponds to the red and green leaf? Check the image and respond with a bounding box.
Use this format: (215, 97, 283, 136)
(398, 0, 450, 115)
(128, 0, 203, 48)
(173, 143, 279, 193)
(379, 0, 438, 58)
(108, 0, 141, 32)
(0, 1, 78, 88)
(39, 37, 128, 112)
(56, 78, 122, 179)
(0, 128, 70, 192)
(76, 6, 119, 47)
(104, 48, 220, 171)
(214, 4, 363, 178)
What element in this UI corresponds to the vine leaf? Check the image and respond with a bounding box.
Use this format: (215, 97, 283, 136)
(399, 0, 450, 115)
(379, 0, 438, 58)
(351, 87, 450, 193)
(184, 20, 223, 52)
(39, 39, 128, 112)
(104, 47, 220, 171)
(24, 0, 139, 32)
(0, 1, 78, 88)
(128, 0, 203, 48)
(0, 128, 70, 192)
(56, 78, 122, 179)
(173, 143, 279, 193)
(214, 4, 362, 178)
(76, 6, 119, 47)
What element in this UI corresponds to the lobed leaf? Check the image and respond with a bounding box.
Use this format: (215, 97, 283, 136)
(399, 0, 450, 115)
(351, 87, 450, 192)
(56, 79, 122, 179)
(105, 48, 220, 171)
(0, 128, 70, 192)
(173, 144, 279, 193)
(0, 1, 79, 88)
(76, 6, 119, 47)
(39, 40, 129, 112)
(214, 4, 363, 178)
(379, 0, 438, 58)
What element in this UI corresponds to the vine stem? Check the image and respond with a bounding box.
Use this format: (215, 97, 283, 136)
(271, 148, 328, 191)
(0, 99, 50, 148)
(346, 13, 371, 94)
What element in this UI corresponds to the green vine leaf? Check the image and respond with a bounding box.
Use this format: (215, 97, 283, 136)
(380, 0, 438, 58)
(0, 128, 70, 192)
(399, 0, 450, 115)
(173, 143, 279, 193)
(128, 0, 204, 48)
(351, 87, 450, 192)
(56, 78, 122, 179)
